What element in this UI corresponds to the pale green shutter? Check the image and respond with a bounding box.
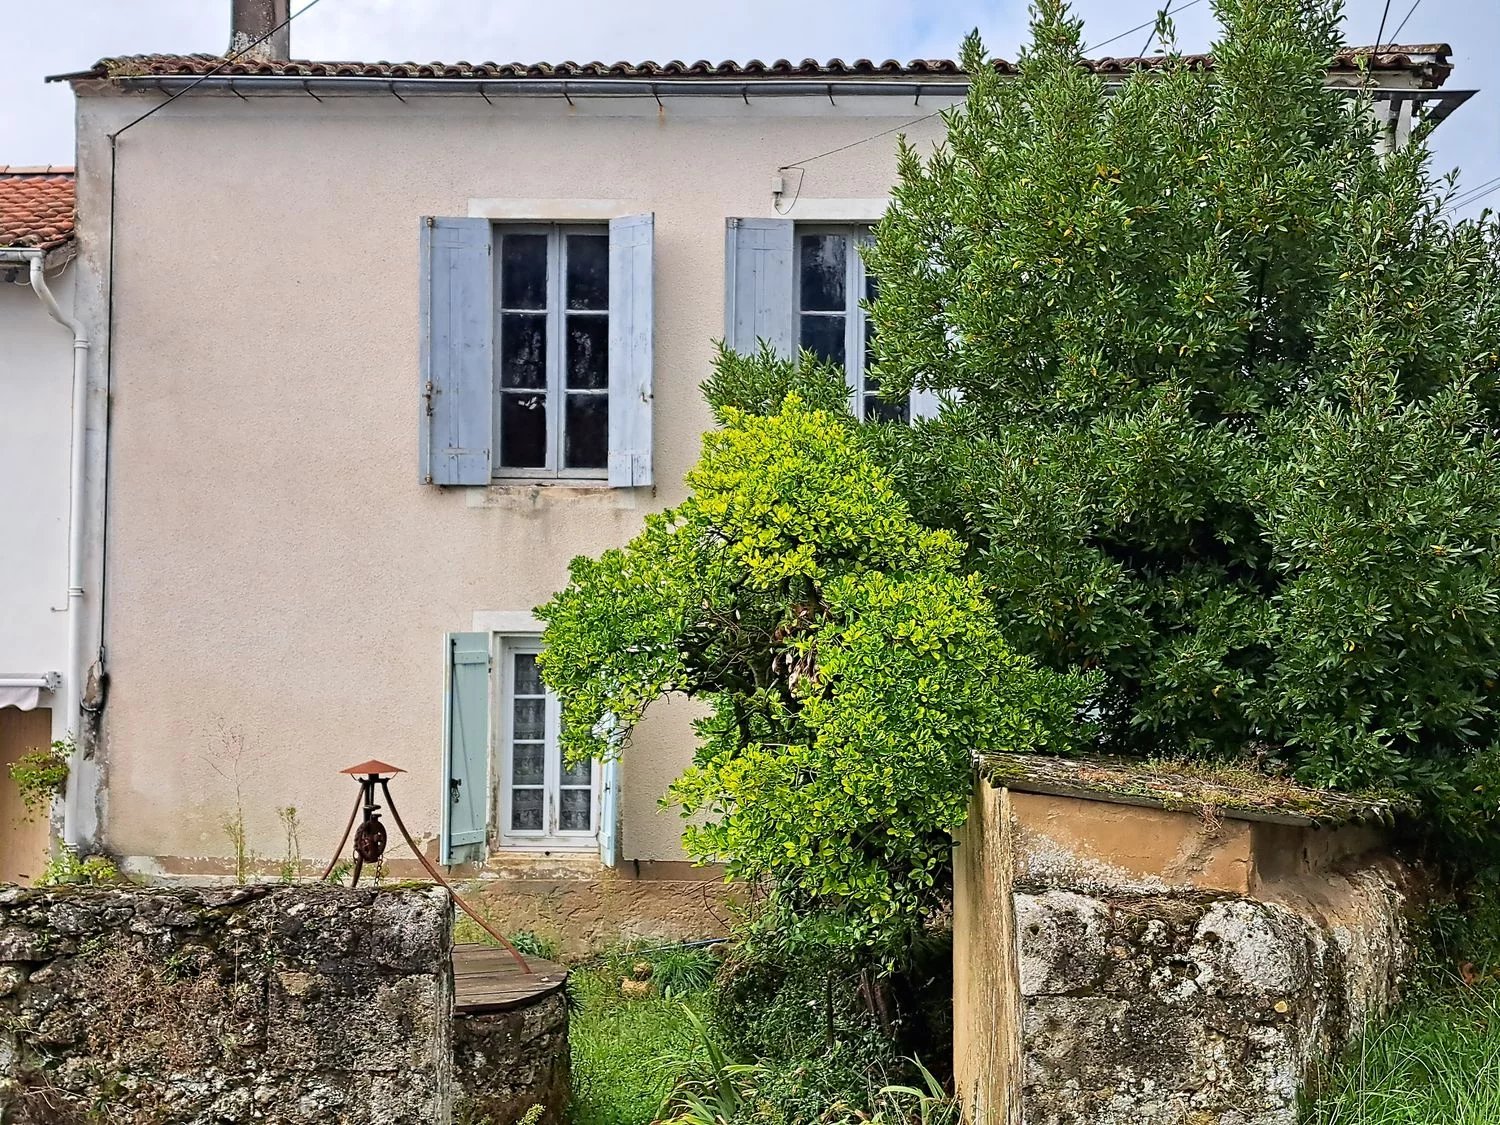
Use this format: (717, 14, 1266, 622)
(442, 632, 491, 864)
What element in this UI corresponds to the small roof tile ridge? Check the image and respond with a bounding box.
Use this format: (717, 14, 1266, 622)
(52, 44, 1453, 87)
(980, 752, 1413, 827)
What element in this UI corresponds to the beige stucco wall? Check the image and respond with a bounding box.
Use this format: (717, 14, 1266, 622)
(70, 86, 956, 872)
(0, 263, 73, 747)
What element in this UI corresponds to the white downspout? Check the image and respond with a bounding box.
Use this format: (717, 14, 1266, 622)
(27, 252, 91, 848)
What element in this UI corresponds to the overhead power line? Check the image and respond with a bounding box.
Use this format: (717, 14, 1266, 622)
(1390, 0, 1425, 44)
(112, 0, 331, 139)
(1084, 0, 1206, 54)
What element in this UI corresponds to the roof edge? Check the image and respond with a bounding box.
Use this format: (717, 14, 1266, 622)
(47, 44, 1455, 89)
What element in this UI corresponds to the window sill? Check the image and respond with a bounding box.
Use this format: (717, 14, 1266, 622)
(465, 480, 645, 510)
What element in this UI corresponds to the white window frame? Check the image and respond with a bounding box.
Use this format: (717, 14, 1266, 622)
(493, 635, 601, 851)
(795, 225, 912, 424)
(493, 223, 611, 481)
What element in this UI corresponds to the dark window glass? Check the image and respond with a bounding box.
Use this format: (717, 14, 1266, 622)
(566, 234, 609, 311)
(500, 314, 547, 389)
(500, 393, 546, 468)
(501, 234, 548, 309)
(864, 393, 910, 425)
(799, 234, 846, 311)
(511, 744, 545, 787)
(566, 315, 609, 390)
(800, 315, 845, 368)
(564, 395, 609, 470)
(513, 697, 546, 741)
(562, 757, 591, 785)
(510, 789, 543, 831)
(559, 788, 592, 831)
(514, 653, 541, 695)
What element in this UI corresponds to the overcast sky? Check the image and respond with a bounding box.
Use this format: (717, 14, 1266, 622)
(2, 0, 1496, 217)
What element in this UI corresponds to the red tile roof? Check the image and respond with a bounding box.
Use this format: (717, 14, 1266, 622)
(0, 167, 76, 252)
(51, 44, 1454, 89)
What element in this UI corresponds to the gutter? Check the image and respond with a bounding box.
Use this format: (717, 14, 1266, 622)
(0, 245, 94, 849)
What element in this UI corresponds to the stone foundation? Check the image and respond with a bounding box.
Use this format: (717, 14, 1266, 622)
(0, 884, 569, 1124)
(465, 858, 737, 958)
(955, 778, 1413, 1125)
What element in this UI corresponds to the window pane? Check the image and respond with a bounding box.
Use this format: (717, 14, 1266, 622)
(559, 788, 592, 831)
(500, 313, 546, 389)
(799, 234, 846, 311)
(566, 315, 609, 390)
(562, 757, 591, 785)
(500, 393, 547, 468)
(864, 393, 910, 425)
(513, 697, 545, 741)
(564, 395, 608, 470)
(513, 653, 541, 695)
(800, 315, 845, 368)
(566, 234, 609, 311)
(512, 744, 545, 787)
(511, 789, 544, 831)
(501, 234, 548, 310)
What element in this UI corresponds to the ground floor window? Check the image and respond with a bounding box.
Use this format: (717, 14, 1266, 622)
(496, 638, 599, 849)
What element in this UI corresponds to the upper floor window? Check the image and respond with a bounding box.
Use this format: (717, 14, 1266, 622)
(419, 214, 655, 489)
(725, 217, 931, 424)
(496, 227, 611, 477)
(796, 228, 908, 424)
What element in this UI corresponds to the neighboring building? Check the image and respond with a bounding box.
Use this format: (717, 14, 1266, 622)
(39, 7, 1467, 935)
(0, 166, 84, 883)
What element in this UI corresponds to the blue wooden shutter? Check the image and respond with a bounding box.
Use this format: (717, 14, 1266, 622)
(420, 217, 493, 486)
(608, 213, 655, 487)
(441, 632, 491, 865)
(910, 386, 942, 421)
(598, 756, 622, 868)
(725, 218, 795, 357)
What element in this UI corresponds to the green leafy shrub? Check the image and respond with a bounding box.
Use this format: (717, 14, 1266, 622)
(539, 395, 1091, 954)
(701, 343, 853, 422)
(8, 738, 70, 823)
(37, 847, 124, 887)
(862, 0, 1500, 864)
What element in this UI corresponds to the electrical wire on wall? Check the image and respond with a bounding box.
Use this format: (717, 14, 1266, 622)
(770, 0, 1222, 214)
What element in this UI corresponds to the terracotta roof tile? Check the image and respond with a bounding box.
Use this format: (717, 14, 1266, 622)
(0, 168, 76, 252)
(50, 44, 1454, 89)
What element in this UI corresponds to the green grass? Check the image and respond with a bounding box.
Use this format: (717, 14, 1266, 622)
(1309, 982, 1500, 1124)
(569, 963, 709, 1125)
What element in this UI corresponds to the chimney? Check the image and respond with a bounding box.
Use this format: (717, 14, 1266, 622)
(229, 0, 292, 62)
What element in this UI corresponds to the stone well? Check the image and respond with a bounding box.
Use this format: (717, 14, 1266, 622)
(0, 883, 569, 1124)
(953, 755, 1413, 1125)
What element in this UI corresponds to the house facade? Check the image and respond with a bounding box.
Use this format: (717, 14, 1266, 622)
(41, 19, 1462, 930)
(0, 167, 84, 883)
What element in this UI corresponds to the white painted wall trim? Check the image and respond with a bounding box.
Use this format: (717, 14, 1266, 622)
(471, 610, 543, 634)
(469, 198, 631, 221)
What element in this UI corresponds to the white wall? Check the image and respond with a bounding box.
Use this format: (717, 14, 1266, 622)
(0, 261, 73, 744)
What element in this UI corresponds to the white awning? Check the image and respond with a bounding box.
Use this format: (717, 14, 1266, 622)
(0, 673, 60, 712)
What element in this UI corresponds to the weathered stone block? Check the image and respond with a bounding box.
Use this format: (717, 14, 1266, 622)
(955, 783, 1413, 1125)
(0, 883, 572, 1124)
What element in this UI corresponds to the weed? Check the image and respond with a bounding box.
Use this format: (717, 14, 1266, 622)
(276, 806, 302, 883)
(1308, 979, 1500, 1124)
(36, 848, 123, 888)
(9, 738, 71, 823)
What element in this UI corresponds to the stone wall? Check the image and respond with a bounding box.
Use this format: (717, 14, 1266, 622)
(0, 884, 569, 1125)
(954, 783, 1413, 1125)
